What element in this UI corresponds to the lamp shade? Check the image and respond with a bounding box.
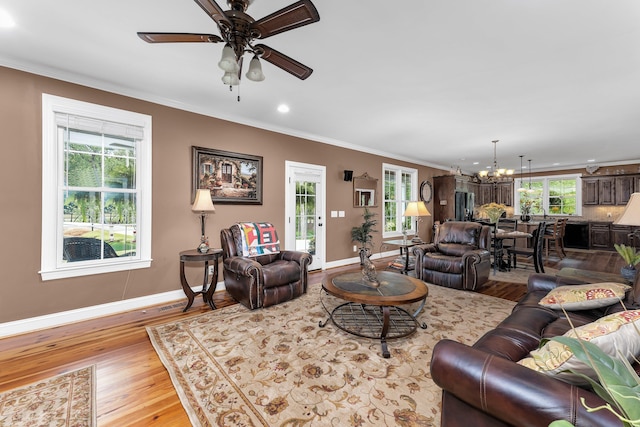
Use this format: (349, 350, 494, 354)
(246, 55, 265, 82)
(218, 44, 239, 73)
(403, 201, 431, 217)
(192, 189, 216, 213)
(614, 193, 640, 225)
(221, 71, 240, 86)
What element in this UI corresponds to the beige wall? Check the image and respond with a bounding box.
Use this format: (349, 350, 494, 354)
(0, 66, 442, 323)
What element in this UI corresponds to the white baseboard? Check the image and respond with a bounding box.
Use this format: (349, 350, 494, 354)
(0, 251, 402, 339)
(0, 281, 225, 339)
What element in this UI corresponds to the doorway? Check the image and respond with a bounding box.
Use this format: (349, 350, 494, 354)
(285, 161, 325, 271)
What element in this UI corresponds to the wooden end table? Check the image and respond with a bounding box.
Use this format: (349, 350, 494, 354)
(179, 249, 223, 312)
(319, 270, 428, 358)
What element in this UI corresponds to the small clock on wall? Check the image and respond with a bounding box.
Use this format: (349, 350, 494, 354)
(420, 180, 432, 203)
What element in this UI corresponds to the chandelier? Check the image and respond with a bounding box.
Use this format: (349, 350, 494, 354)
(477, 140, 514, 182)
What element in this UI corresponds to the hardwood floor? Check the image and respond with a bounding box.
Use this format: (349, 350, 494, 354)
(0, 250, 625, 425)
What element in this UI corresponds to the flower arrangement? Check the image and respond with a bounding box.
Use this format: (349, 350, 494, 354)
(481, 203, 506, 224)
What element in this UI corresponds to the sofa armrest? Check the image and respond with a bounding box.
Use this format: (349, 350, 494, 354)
(431, 339, 620, 427)
(526, 273, 560, 293)
(224, 256, 262, 277)
(278, 250, 312, 267)
(412, 243, 438, 257)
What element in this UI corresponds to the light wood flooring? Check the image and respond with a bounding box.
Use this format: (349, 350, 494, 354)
(0, 249, 625, 426)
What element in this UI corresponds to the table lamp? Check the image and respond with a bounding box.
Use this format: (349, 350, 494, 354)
(614, 192, 640, 304)
(615, 193, 640, 226)
(404, 201, 431, 243)
(192, 189, 216, 253)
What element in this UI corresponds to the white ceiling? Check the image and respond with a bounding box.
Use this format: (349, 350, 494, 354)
(2, 0, 640, 174)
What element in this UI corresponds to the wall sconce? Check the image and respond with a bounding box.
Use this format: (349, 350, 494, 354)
(343, 170, 353, 182)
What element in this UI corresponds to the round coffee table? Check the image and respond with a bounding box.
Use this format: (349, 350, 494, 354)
(320, 270, 428, 358)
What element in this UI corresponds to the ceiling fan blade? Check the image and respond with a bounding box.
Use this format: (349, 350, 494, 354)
(137, 32, 223, 43)
(193, 0, 231, 30)
(255, 44, 313, 80)
(251, 0, 320, 39)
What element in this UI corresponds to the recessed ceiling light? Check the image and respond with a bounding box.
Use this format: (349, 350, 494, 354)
(472, 161, 479, 165)
(0, 9, 15, 28)
(277, 104, 290, 113)
(587, 159, 596, 162)
(552, 163, 560, 166)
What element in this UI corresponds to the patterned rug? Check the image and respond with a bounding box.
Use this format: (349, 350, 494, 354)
(492, 263, 559, 284)
(0, 365, 96, 426)
(147, 281, 515, 426)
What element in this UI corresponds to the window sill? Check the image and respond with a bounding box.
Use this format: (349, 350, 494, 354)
(40, 259, 152, 281)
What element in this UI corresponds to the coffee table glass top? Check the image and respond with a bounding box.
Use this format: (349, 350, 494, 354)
(323, 270, 428, 306)
(332, 271, 416, 296)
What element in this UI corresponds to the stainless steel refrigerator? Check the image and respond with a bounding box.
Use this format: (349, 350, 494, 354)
(454, 191, 475, 221)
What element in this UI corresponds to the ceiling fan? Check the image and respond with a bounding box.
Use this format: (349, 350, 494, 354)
(137, 0, 320, 84)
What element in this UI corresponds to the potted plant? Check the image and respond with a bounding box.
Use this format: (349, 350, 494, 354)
(614, 243, 640, 281)
(351, 207, 377, 265)
(548, 334, 640, 427)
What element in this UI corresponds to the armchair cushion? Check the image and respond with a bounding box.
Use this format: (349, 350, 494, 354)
(238, 222, 280, 256)
(413, 221, 491, 291)
(220, 223, 311, 310)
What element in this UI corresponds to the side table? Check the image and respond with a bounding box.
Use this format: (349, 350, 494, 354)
(179, 249, 223, 312)
(385, 239, 418, 274)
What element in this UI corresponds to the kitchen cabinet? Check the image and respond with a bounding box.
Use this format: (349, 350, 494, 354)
(582, 179, 599, 205)
(598, 177, 615, 205)
(495, 182, 513, 206)
(582, 174, 638, 206)
(589, 222, 611, 250)
(615, 176, 634, 205)
(611, 225, 632, 247)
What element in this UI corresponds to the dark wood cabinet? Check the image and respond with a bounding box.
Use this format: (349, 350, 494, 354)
(582, 174, 638, 206)
(598, 177, 615, 205)
(476, 185, 493, 206)
(611, 224, 632, 247)
(582, 179, 599, 205)
(589, 222, 611, 250)
(496, 182, 513, 206)
(615, 176, 634, 205)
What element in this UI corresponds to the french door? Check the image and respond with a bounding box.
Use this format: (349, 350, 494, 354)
(285, 161, 325, 271)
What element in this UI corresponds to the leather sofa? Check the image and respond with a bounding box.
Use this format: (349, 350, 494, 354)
(430, 273, 640, 427)
(220, 224, 312, 309)
(412, 221, 491, 290)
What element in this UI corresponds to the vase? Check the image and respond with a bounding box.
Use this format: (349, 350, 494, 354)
(620, 266, 636, 282)
(520, 214, 531, 222)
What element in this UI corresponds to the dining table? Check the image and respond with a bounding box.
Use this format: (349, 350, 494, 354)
(492, 229, 532, 275)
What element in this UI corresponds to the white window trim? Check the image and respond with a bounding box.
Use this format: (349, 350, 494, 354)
(514, 173, 582, 216)
(382, 163, 418, 238)
(40, 94, 152, 280)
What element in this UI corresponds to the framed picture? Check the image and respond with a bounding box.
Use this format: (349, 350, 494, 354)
(192, 146, 263, 205)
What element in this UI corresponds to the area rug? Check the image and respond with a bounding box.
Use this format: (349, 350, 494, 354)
(0, 365, 96, 426)
(492, 263, 559, 284)
(148, 282, 515, 426)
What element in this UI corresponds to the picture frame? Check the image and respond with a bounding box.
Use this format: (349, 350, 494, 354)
(192, 146, 263, 205)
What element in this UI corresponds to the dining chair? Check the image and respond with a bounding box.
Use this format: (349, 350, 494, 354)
(507, 221, 546, 273)
(543, 218, 568, 259)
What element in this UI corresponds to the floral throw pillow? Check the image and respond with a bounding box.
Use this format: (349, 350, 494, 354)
(518, 310, 640, 385)
(539, 282, 630, 310)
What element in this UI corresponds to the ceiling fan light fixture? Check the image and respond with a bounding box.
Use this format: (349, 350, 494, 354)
(221, 71, 240, 86)
(246, 55, 265, 82)
(218, 44, 239, 73)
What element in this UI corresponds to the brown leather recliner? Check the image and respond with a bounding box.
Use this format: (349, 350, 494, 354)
(412, 221, 491, 290)
(220, 224, 312, 310)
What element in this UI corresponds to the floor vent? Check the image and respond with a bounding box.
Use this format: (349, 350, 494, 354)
(158, 302, 184, 312)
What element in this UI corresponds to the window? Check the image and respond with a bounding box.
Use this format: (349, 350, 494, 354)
(514, 174, 582, 217)
(41, 94, 152, 280)
(383, 163, 418, 237)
